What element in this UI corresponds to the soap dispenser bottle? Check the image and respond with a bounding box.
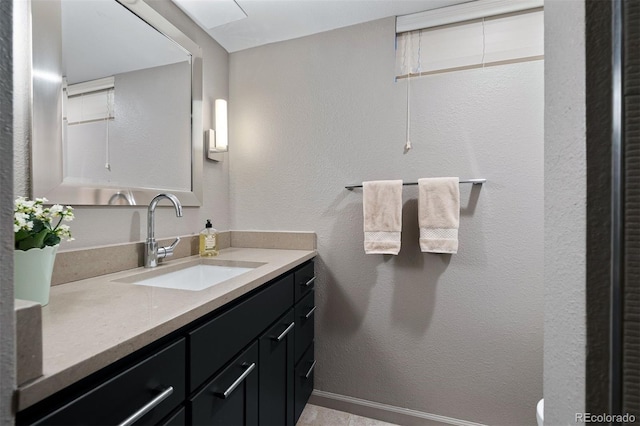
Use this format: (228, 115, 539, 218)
(199, 219, 219, 257)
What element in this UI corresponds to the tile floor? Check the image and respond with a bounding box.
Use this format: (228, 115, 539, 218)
(296, 404, 399, 426)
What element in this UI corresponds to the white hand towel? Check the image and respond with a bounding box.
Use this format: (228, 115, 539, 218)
(418, 177, 460, 254)
(363, 180, 403, 255)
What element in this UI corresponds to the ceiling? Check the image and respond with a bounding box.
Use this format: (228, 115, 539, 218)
(62, 0, 189, 84)
(172, 0, 475, 53)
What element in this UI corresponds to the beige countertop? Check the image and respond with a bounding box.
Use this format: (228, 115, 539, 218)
(17, 247, 316, 411)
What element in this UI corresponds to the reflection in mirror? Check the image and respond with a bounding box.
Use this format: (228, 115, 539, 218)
(31, 0, 203, 206)
(62, 0, 191, 191)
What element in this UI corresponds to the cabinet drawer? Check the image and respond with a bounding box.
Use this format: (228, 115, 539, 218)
(30, 338, 186, 426)
(294, 343, 315, 424)
(189, 342, 259, 426)
(294, 261, 315, 302)
(295, 289, 315, 362)
(189, 273, 294, 391)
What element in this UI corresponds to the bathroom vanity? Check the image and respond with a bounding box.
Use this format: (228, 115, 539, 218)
(23, 0, 318, 421)
(16, 248, 316, 425)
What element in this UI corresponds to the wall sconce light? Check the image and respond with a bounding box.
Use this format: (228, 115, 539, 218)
(206, 98, 228, 162)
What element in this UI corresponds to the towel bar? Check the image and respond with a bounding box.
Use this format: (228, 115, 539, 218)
(345, 179, 486, 190)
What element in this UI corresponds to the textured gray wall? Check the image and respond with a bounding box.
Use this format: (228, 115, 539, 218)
(544, 0, 587, 424)
(230, 17, 543, 425)
(14, 0, 231, 249)
(1, 0, 15, 423)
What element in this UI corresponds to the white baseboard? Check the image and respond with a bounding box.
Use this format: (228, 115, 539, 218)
(309, 390, 487, 426)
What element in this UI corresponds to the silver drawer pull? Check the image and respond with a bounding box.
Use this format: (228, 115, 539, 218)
(303, 306, 316, 319)
(118, 386, 174, 426)
(304, 360, 317, 379)
(272, 322, 295, 342)
(304, 276, 316, 287)
(215, 362, 256, 399)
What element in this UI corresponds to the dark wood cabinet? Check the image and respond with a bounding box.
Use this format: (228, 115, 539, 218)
(293, 264, 316, 424)
(160, 407, 186, 426)
(190, 342, 259, 426)
(295, 289, 315, 362)
(188, 274, 293, 392)
(17, 259, 315, 426)
(294, 261, 315, 302)
(259, 310, 295, 426)
(27, 338, 186, 426)
(294, 342, 315, 423)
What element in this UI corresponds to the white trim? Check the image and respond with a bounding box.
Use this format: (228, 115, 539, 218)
(396, 0, 544, 33)
(310, 390, 488, 426)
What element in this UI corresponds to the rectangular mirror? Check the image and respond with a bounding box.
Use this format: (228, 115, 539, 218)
(31, 0, 203, 206)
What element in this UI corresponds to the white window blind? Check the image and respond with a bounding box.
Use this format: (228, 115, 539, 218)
(396, 9, 543, 78)
(64, 76, 115, 125)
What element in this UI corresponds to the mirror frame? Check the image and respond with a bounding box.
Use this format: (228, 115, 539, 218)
(31, 0, 203, 206)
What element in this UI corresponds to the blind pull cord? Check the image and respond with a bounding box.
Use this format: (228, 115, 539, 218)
(105, 89, 113, 171)
(481, 17, 486, 68)
(404, 30, 422, 154)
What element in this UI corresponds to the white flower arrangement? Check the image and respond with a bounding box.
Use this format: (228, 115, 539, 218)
(14, 197, 75, 251)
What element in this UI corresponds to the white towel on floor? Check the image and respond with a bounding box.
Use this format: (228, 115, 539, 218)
(363, 180, 403, 255)
(418, 177, 460, 254)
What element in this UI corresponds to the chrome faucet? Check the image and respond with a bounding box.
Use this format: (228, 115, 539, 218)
(145, 193, 183, 268)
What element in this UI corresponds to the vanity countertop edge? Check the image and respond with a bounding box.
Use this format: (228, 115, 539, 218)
(16, 247, 317, 411)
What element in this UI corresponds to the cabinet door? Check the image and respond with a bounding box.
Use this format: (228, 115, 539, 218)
(190, 342, 258, 426)
(259, 310, 295, 426)
(159, 406, 185, 426)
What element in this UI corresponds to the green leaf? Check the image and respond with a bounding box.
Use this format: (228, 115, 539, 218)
(43, 234, 60, 247)
(31, 219, 46, 234)
(15, 229, 30, 243)
(17, 236, 37, 251)
(17, 229, 49, 250)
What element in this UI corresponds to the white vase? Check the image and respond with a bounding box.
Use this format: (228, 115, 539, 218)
(14, 244, 59, 306)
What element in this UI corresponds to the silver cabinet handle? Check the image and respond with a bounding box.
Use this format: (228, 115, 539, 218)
(272, 322, 295, 342)
(304, 276, 316, 287)
(303, 306, 316, 319)
(215, 362, 256, 399)
(118, 386, 174, 426)
(304, 360, 317, 379)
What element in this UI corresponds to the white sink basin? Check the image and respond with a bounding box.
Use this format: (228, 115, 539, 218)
(114, 259, 264, 291)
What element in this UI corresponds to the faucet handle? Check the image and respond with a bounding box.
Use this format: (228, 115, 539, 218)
(168, 237, 181, 251)
(158, 237, 181, 259)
